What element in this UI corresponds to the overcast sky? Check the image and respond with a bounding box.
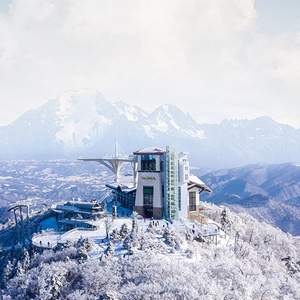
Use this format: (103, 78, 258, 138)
(0, 0, 300, 128)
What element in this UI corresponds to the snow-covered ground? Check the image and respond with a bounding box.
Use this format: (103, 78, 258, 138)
(32, 212, 223, 257)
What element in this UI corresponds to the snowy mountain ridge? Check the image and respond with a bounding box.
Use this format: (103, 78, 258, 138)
(0, 89, 300, 168)
(199, 162, 300, 236)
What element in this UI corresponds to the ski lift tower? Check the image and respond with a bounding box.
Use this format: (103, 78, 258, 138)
(78, 140, 138, 184)
(8, 204, 31, 246)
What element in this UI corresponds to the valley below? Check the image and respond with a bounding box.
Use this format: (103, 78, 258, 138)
(1, 160, 299, 236)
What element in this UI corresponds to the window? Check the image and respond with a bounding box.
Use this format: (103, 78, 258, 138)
(189, 191, 196, 211)
(143, 186, 154, 206)
(178, 187, 181, 211)
(141, 155, 156, 171)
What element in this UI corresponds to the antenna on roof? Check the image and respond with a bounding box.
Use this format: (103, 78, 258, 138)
(115, 139, 118, 157)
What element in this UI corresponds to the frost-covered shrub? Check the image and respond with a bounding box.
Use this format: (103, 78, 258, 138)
(110, 229, 122, 242)
(99, 291, 120, 300)
(77, 246, 88, 261)
(162, 227, 172, 242)
(123, 233, 138, 252)
(123, 227, 140, 252)
(146, 221, 155, 233)
(139, 233, 167, 253)
(61, 240, 74, 249)
(73, 238, 95, 261)
(163, 227, 182, 250)
(185, 231, 193, 241)
(100, 241, 115, 262)
(194, 234, 206, 243)
(30, 245, 79, 269)
(74, 237, 94, 251)
(281, 256, 300, 274)
(83, 238, 95, 252)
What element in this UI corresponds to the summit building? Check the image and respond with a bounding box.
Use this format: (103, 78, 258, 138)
(80, 144, 211, 221)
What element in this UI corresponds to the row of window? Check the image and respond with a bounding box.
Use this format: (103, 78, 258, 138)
(140, 155, 189, 177)
(141, 155, 157, 171)
(189, 191, 196, 211)
(142, 186, 197, 212)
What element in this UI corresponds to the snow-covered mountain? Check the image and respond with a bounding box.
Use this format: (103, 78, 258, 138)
(1, 89, 300, 168)
(199, 163, 300, 235)
(199, 117, 300, 168)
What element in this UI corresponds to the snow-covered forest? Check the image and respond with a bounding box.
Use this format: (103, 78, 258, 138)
(1, 203, 300, 300)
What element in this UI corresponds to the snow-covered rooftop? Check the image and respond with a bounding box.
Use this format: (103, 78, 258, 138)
(133, 146, 165, 155)
(189, 174, 212, 193)
(106, 182, 136, 194)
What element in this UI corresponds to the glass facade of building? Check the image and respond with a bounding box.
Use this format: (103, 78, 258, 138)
(143, 186, 154, 206)
(141, 155, 156, 171)
(189, 191, 196, 211)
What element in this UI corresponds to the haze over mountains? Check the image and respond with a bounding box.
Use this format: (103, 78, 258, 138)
(197, 163, 300, 236)
(0, 89, 300, 169)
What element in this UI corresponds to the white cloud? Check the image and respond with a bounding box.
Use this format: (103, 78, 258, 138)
(0, 0, 300, 128)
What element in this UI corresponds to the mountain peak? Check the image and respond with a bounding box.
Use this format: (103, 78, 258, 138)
(114, 100, 148, 122)
(0, 90, 300, 168)
(56, 90, 108, 118)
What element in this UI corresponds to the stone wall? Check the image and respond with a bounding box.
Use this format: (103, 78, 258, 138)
(188, 211, 208, 224)
(153, 207, 163, 219)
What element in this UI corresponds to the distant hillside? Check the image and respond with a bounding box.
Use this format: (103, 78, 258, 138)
(199, 162, 300, 236)
(1, 160, 300, 236)
(0, 90, 300, 168)
(0, 160, 114, 212)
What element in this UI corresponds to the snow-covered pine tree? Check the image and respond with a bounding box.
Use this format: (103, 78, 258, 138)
(1, 260, 13, 289)
(119, 223, 129, 238)
(22, 248, 30, 271)
(50, 273, 62, 299)
(104, 241, 114, 259)
(83, 238, 95, 252)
